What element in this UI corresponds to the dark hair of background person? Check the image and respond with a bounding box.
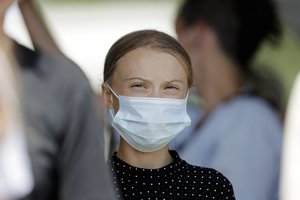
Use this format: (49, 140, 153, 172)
(176, 0, 284, 113)
(103, 29, 193, 88)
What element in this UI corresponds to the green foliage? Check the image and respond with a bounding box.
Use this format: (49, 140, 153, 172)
(254, 27, 300, 104)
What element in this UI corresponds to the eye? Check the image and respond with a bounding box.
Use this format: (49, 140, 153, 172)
(131, 83, 146, 89)
(163, 83, 183, 96)
(165, 85, 179, 90)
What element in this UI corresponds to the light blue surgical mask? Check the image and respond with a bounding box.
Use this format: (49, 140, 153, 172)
(106, 84, 191, 152)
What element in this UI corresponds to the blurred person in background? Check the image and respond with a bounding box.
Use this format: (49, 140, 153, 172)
(1, 0, 116, 199)
(173, 0, 283, 199)
(0, 31, 33, 200)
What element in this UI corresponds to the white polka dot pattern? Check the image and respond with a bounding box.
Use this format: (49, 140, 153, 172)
(108, 150, 235, 200)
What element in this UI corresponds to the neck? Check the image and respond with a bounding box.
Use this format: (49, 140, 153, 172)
(117, 138, 173, 169)
(199, 51, 244, 114)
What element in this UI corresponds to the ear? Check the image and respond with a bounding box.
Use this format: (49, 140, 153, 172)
(101, 84, 114, 108)
(194, 22, 216, 50)
(193, 22, 210, 48)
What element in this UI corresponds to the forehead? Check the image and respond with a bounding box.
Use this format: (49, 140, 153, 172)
(111, 47, 188, 82)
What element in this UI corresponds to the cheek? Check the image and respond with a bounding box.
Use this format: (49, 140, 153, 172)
(189, 55, 205, 86)
(179, 40, 199, 68)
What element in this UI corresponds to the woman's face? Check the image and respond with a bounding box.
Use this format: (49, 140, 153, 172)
(105, 46, 189, 110)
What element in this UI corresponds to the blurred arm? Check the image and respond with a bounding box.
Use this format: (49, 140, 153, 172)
(18, 0, 63, 56)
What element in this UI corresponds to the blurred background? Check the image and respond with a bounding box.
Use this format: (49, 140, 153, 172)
(4, 0, 300, 104)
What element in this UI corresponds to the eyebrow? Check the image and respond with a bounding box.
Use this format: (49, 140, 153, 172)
(124, 77, 147, 82)
(124, 77, 184, 84)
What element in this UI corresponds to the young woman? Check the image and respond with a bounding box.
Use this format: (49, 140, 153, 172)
(102, 29, 235, 200)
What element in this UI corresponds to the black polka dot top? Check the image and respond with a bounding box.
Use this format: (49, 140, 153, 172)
(108, 150, 235, 200)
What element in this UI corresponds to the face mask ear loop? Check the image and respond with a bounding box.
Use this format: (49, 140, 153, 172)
(185, 89, 190, 101)
(104, 83, 119, 117)
(105, 83, 120, 99)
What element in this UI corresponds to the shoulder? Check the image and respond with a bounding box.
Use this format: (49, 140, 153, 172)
(198, 95, 282, 141)
(213, 95, 282, 129)
(15, 42, 92, 95)
(173, 150, 233, 185)
(224, 95, 278, 117)
(204, 95, 282, 149)
(183, 160, 232, 185)
(38, 52, 90, 90)
(179, 160, 235, 198)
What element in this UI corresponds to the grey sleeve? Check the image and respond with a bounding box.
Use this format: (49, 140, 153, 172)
(58, 71, 116, 200)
